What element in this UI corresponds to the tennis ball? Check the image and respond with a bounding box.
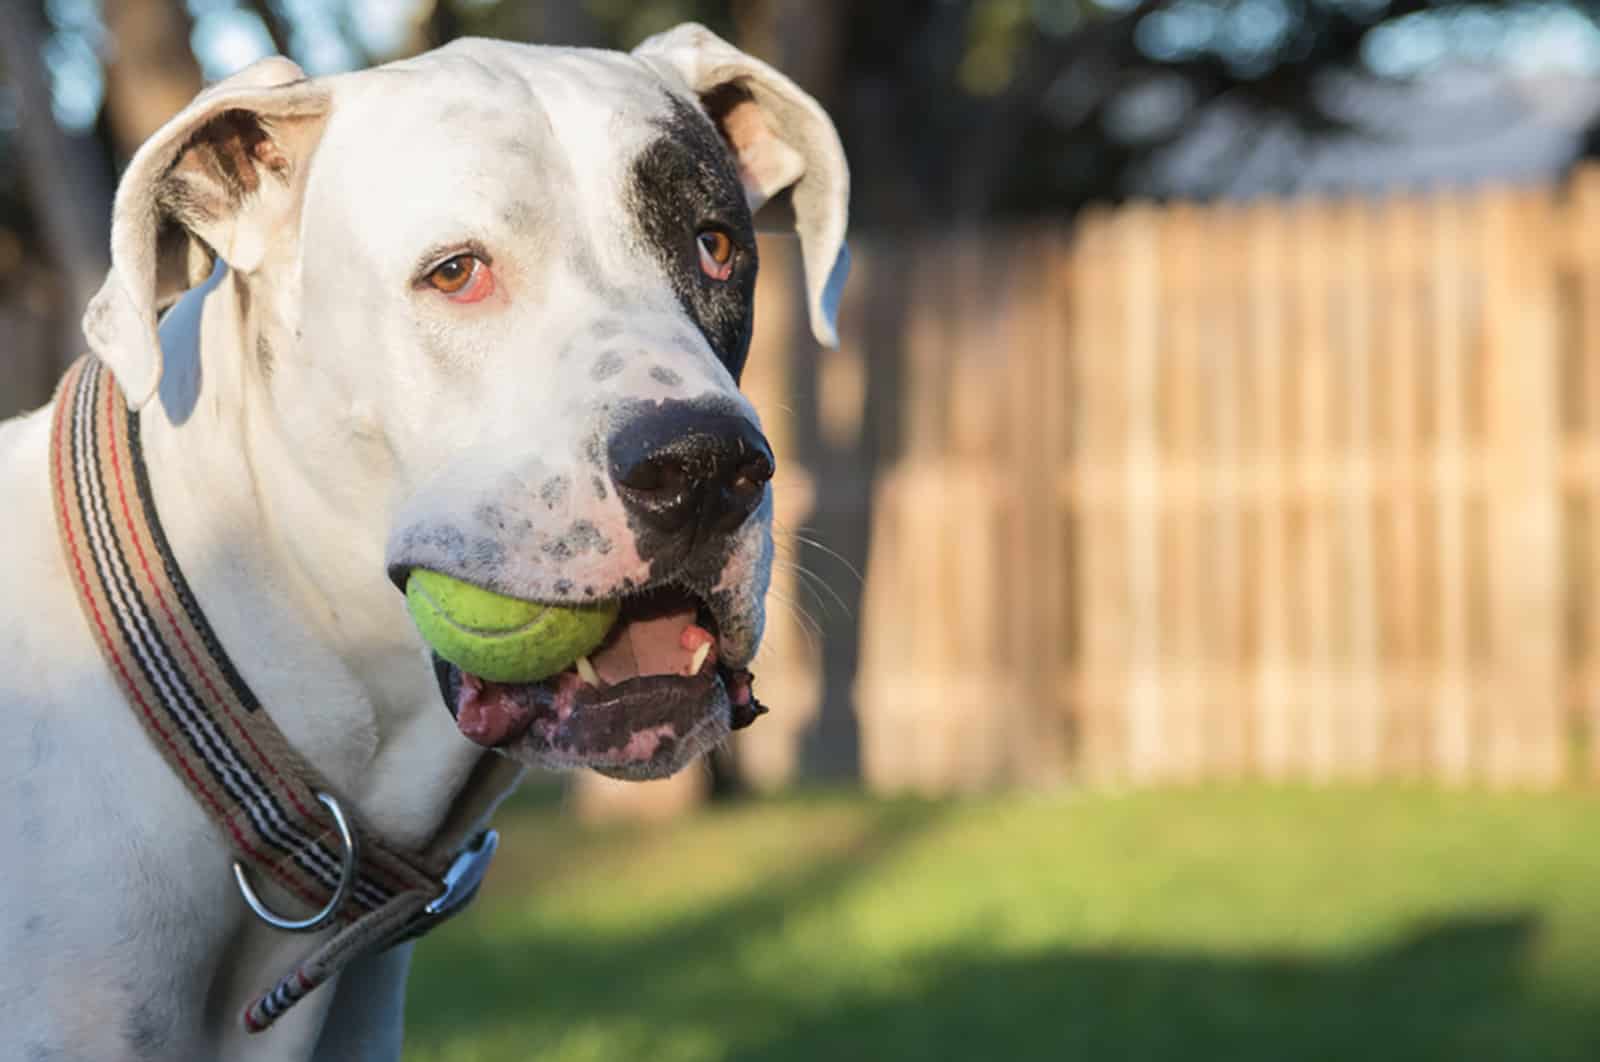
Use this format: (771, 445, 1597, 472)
(405, 569, 619, 684)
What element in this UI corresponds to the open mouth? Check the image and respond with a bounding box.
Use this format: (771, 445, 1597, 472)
(430, 585, 767, 778)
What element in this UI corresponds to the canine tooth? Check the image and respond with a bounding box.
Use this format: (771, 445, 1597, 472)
(576, 655, 599, 687)
(689, 642, 711, 675)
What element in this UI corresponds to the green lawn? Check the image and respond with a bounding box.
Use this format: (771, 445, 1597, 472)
(403, 785, 1600, 1061)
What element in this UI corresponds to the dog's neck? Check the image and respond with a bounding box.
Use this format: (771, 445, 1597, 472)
(137, 267, 485, 851)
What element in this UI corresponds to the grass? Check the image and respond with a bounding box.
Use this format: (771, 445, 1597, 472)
(403, 784, 1600, 1061)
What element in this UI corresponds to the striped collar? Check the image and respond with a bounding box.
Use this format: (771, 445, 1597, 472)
(50, 356, 521, 1033)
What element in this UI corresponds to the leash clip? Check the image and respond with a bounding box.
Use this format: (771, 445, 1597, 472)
(425, 829, 499, 919)
(233, 791, 360, 933)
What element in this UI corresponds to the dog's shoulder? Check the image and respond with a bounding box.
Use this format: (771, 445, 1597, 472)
(0, 403, 86, 673)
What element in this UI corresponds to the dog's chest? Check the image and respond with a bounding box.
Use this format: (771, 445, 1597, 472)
(1, 673, 233, 1057)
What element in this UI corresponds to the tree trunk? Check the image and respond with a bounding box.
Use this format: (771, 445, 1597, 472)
(0, 0, 114, 367)
(730, 1, 871, 782)
(101, 0, 204, 156)
(733, 0, 840, 102)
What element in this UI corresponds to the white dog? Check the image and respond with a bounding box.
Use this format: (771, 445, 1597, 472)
(0, 23, 846, 1060)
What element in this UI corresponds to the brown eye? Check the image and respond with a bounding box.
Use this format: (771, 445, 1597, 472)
(697, 229, 734, 280)
(423, 252, 495, 303)
(427, 254, 477, 294)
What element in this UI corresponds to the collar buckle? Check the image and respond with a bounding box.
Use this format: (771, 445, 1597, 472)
(424, 828, 499, 919)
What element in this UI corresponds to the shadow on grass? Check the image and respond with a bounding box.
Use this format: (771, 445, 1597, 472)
(406, 798, 1598, 1062)
(406, 798, 945, 1044)
(725, 915, 1595, 1062)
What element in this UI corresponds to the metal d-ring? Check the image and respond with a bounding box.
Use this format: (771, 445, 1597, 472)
(232, 791, 360, 933)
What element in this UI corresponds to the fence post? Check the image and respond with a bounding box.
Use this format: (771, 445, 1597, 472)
(1574, 166, 1600, 783)
(1012, 227, 1074, 785)
(1070, 210, 1127, 781)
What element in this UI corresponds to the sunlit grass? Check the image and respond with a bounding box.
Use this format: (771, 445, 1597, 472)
(405, 785, 1600, 1062)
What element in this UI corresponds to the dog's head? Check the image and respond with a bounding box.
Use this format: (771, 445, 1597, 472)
(82, 25, 848, 779)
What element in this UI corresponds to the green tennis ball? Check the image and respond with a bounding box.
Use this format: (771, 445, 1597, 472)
(405, 569, 619, 684)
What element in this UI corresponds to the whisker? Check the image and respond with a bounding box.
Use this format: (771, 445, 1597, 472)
(771, 518, 817, 543)
(785, 534, 866, 588)
(774, 558, 851, 618)
(770, 558, 828, 612)
(772, 589, 824, 642)
(793, 562, 852, 616)
(764, 589, 823, 650)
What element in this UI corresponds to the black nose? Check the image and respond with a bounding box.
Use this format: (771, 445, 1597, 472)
(608, 404, 774, 544)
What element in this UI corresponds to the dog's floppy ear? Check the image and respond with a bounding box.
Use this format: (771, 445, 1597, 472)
(83, 57, 331, 408)
(634, 23, 851, 348)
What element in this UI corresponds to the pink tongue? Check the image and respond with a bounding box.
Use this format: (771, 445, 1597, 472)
(455, 674, 533, 747)
(452, 609, 719, 745)
(591, 608, 706, 684)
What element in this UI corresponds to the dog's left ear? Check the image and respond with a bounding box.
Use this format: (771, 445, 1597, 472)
(83, 57, 331, 409)
(634, 23, 851, 348)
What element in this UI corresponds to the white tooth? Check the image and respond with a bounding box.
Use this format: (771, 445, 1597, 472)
(689, 642, 711, 675)
(576, 655, 600, 687)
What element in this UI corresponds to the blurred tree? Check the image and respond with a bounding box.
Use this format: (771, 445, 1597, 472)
(9, 0, 1583, 355)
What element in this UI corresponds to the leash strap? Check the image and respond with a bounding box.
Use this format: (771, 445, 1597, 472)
(50, 357, 522, 1032)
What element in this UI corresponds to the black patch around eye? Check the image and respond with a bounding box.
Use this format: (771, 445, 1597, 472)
(627, 93, 757, 381)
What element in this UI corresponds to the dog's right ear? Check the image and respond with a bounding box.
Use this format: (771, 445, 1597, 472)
(83, 57, 331, 409)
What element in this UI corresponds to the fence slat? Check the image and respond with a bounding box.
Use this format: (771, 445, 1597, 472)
(1378, 195, 1426, 776)
(1208, 206, 1248, 775)
(1247, 203, 1293, 779)
(1164, 204, 1204, 779)
(1339, 199, 1384, 779)
(1428, 192, 1476, 784)
(1070, 210, 1127, 782)
(1292, 203, 1337, 779)
(1480, 187, 1564, 787)
(1119, 205, 1166, 782)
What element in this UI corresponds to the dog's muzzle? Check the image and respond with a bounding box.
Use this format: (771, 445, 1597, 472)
(409, 403, 775, 779)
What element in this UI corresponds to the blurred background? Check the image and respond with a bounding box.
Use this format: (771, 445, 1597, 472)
(8, 1, 1600, 1058)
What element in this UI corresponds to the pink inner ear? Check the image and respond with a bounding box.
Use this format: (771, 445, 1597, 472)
(718, 97, 806, 209)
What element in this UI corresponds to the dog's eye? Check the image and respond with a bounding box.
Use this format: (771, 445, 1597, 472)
(697, 229, 735, 281)
(425, 253, 493, 302)
(428, 256, 474, 293)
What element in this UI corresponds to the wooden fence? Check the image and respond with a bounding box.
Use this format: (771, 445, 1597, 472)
(732, 168, 1600, 794)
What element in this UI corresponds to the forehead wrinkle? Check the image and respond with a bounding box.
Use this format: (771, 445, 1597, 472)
(318, 92, 565, 266)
